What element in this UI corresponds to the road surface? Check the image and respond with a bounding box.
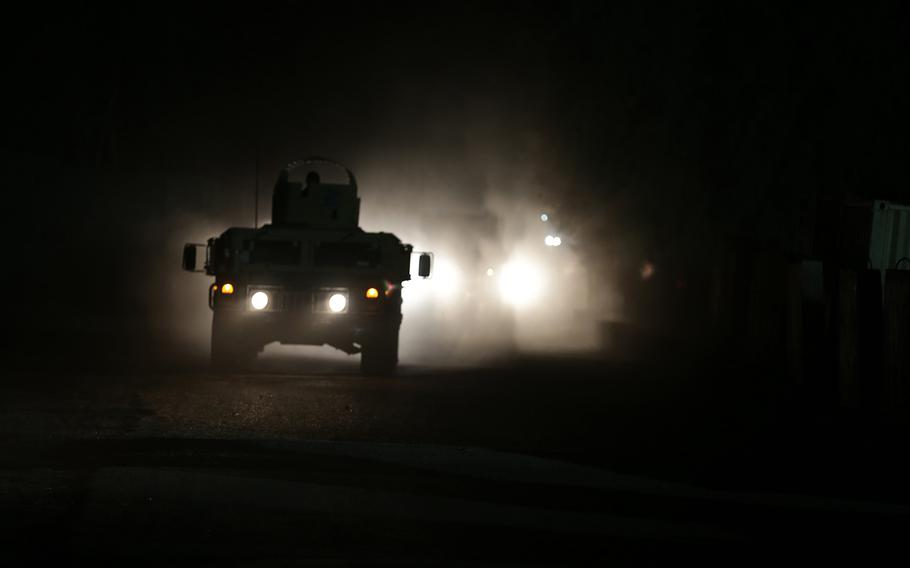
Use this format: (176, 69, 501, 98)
(1, 352, 908, 563)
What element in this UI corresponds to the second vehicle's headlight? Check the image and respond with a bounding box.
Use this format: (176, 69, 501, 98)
(498, 260, 544, 307)
(250, 291, 270, 310)
(328, 293, 347, 313)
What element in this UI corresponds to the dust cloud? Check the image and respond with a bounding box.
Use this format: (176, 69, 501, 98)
(155, 119, 617, 369)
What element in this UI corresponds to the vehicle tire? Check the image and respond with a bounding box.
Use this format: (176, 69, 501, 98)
(210, 310, 257, 372)
(360, 326, 399, 376)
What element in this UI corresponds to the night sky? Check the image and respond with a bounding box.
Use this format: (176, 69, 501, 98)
(3, 2, 907, 369)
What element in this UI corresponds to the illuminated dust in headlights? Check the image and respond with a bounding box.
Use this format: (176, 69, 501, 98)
(431, 257, 461, 300)
(250, 291, 269, 310)
(328, 293, 347, 313)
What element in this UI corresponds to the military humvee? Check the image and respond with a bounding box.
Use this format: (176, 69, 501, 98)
(182, 157, 431, 374)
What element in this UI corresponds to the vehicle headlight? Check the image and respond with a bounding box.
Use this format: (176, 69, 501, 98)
(250, 291, 270, 310)
(328, 293, 347, 313)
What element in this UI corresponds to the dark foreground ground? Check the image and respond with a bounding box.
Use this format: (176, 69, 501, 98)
(1, 349, 908, 564)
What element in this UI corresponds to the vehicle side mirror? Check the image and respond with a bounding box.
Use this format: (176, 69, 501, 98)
(183, 244, 202, 272)
(418, 253, 432, 278)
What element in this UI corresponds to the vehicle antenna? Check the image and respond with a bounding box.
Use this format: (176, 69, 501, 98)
(254, 144, 260, 228)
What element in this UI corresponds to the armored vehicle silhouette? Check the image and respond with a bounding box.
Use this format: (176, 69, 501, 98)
(182, 157, 431, 374)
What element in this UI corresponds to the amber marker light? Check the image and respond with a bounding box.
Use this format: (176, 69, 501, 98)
(221, 283, 235, 295)
(365, 287, 380, 299)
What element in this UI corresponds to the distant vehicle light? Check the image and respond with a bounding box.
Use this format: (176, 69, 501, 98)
(365, 287, 380, 299)
(329, 293, 347, 313)
(221, 283, 235, 295)
(498, 261, 543, 307)
(544, 235, 562, 247)
(540, 213, 549, 222)
(250, 291, 269, 310)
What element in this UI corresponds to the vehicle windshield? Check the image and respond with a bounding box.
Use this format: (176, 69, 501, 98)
(315, 242, 380, 268)
(249, 240, 301, 265)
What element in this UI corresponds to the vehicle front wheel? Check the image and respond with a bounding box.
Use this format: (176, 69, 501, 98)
(360, 327, 399, 376)
(211, 310, 257, 372)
